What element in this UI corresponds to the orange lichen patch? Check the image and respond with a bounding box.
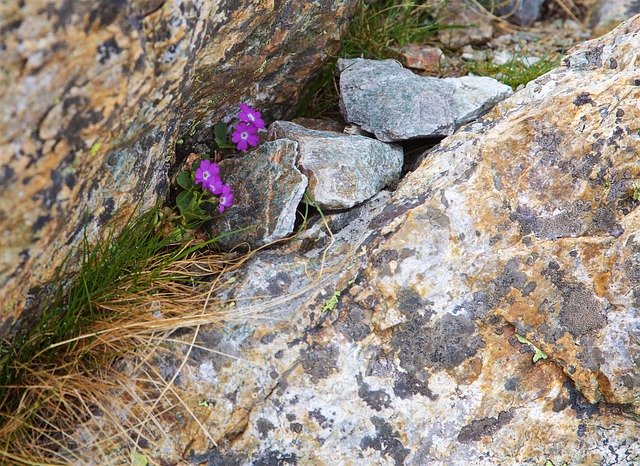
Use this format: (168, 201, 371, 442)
(450, 355, 484, 386)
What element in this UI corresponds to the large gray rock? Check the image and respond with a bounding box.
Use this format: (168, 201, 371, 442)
(66, 18, 640, 464)
(269, 121, 404, 210)
(0, 0, 358, 337)
(208, 139, 307, 249)
(492, 0, 545, 26)
(338, 58, 512, 142)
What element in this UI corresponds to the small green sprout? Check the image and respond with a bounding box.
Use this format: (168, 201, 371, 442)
(632, 184, 639, 201)
(89, 142, 102, 157)
(131, 452, 148, 466)
(516, 334, 548, 363)
(322, 290, 341, 313)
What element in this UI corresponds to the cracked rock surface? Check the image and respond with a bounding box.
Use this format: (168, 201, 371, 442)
(0, 0, 358, 336)
(269, 120, 404, 210)
(83, 17, 640, 464)
(338, 58, 512, 142)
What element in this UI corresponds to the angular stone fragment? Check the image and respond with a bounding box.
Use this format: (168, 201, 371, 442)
(398, 44, 444, 73)
(591, 0, 640, 34)
(208, 139, 307, 249)
(269, 121, 403, 210)
(338, 58, 512, 141)
(491, 0, 545, 26)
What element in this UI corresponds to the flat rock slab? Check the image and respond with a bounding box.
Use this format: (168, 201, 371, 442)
(208, 139, 307, 249)
(269, 121, 403, 210)
(338, 58, 512, 142)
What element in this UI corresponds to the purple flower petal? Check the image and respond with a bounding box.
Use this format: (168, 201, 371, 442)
(236, 139, 248, 151)
(247, 133, 259, 146)
(207, 177, 223, 195)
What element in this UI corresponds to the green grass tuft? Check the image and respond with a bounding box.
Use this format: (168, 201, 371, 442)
(295, 0, 451, 119)
(464, 55, 560, 89)
(0, 208, 217, 452)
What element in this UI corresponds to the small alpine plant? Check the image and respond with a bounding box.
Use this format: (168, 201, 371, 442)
(175, 157, 234, 222)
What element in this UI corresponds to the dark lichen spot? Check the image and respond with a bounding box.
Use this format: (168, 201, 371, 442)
(510, 205, 583, 240)
(564, 381, 600, 419)
(256, 418, 275, 439)
(357, 374, 392, 411)
(558, 283, 607, 337)
(0, 166, 15, 187)
(360, 416, 410, 466)
(457, 410, 515, 443)
(573, 92, 594, 106)
(98, 197, 115, 225)
(337, 305, 371, 342)
(290, 422, 303, 433)
(396, 288, 432, 318)
(300, 344, 339, 383)
(97, 36, 123, 64)
(392, 313, 483, 372)
(260, 333, 276, 344)
(189, 448, 245, 466)
(494, 259, 527, 297)
(266, 272, 292, 296)
(87, 0, 126, 31)
(577, 423, 587, 437)
(31, 214, 51, 233)
(309, 408, 331, 428)
(504, 377, 518, 391)
(252, 450, 298, 466)
(393, 370, 436, 400)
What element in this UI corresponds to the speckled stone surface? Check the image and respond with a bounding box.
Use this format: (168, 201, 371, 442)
(338, 58, 512, 142)
(269, 121, 404, 210)
(209, 139, 307, 249)
(84, 18, 640, 464)
(0, 0, 358, 335)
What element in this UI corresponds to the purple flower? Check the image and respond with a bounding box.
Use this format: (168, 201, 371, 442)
(206, 177, 224, 196)
(195, 160, 220, 188)
(218, 184, 234, 213)
(231, 123, 259, 151)
(238, 103, 265, 130)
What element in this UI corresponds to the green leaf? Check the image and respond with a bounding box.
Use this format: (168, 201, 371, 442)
(214, 121, 235, 149)
(214, 121, 227, 145)
(533, 346, 548, 363)
(176, 190, 194, 216)
(131, 452, 148, 466)
(89, 142, 102, 157)
(176, 171, 191, 190)
(516, 333, 548, 364)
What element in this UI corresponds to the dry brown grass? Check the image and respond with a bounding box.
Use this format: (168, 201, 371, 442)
(0, 205, 276, 465)
(0, 252, 251, 464)
(0, 202, 340, 464)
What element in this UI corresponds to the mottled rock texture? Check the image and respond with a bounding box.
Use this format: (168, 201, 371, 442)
(0, 0, 358, 335)
(269, 121, 404, 210)
(338, 58, 512, 141)
(209, 139, 307, 249)
(437, 0, 494, 48)
(86, 17, 640, 464)
(492, 0, 545, 26)
(592, 0, 640, 34)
